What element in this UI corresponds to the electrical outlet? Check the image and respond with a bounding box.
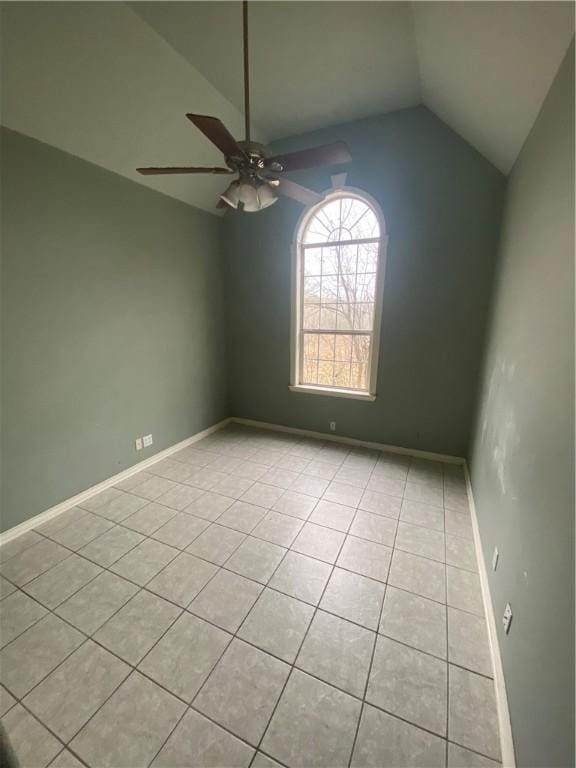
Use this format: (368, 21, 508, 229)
(143, 434, 153, 448)
(329, 421, 336, 432)
(502, 603, 513, 634)
(492, 546, 499, 571)
(135, 438, 143, 451)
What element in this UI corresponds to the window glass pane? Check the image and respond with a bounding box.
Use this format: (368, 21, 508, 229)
(303, 333, 319, 360)
(302, 358, 319, 385)
(304, 248, 322, 276)
(321, 275, 338, 303)
(303, 197, 380, 245)
(354, 303, 373, 331)
(349, 204, 379, 240)
(319, 303, 338, 329)
(304, 276, 321, 301)
(318, 200, 342, 242)
(334, 362, 351, 387)
(350, 363, 368, 390)
(355, 274, 376, 303)
(321, 246, 339, 275)
(299, 195, 381, 392)
(318, 361, 334, 386)
(304, 228, 327, 245)
(337, 273, 357, 302)
(336, 304, 354, 331)
(303, 304, 320, 330)
(338, 244, 357, 275)
(352, 335, 371, 364)
(334, 335, 352, 362)
(301, 333, 371, 391)
(357, 242, 379, 274)
(318, 334, 335, 360)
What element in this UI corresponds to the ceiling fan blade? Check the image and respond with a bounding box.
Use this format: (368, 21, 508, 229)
(272, 177, 323, 206)
(265, 141, 352, 173)
(137, 166, 233, 175)
(217, 197, 232, 209)
(186, 114, 244, 158)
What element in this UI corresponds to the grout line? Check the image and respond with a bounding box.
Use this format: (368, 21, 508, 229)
(143, 623, 233, 767)
(0, 492, 486, 644)
(180, 503, 304, 753)
(443, 461, 451, 768)
(347, 452, 395, 766)
(463, 463, 513, 767)
(1, 504, 485, 634)
(8, 579, 189, 730)
(8, 631, 501, 768)
(13, 640, 129, 761)
(1, 426, 498, 766)
(53, 746, 91, 768)
(0, 419, 234, 548)
(247, 500, 354, 766)
(1, 544, 491, 738)
(184, 564, 297, 759)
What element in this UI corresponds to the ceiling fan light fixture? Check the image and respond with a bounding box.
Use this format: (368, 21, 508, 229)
(220, 177, 278, 213)
(137, 2, 351, 211)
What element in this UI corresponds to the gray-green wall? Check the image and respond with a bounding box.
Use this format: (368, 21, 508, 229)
(223, 106, 505, 457)
(470, 43, 575, 768)
(1, 128, 228, 532)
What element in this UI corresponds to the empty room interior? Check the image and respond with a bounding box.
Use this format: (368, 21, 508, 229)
(0, 2, 574, 767)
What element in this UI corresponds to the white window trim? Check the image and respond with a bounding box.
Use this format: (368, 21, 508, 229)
(289, 187, 388, 400)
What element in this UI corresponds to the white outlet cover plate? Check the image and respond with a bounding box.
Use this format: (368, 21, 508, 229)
(143, 434, 153, 447)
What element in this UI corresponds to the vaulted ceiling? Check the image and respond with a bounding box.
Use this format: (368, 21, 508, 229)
(1, 2, 573, 213)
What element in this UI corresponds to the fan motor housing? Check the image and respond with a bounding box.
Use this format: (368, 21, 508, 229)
(226, 141, 280, 174)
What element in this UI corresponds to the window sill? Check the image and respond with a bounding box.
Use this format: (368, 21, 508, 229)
(288, 384, 376, 402)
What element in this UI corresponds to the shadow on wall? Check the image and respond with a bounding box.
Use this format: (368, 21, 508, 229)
(469, 41, 574, 768)
(1, 128, 229, 532)
(222, 105, 506, 457)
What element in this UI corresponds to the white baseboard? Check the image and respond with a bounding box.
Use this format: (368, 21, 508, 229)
(464, 464, 516, 768)
(0, 418, 232, 546)
(1, 415, 460, 545)
(231, 416, 465, 464)
(2, 412, 513, 758)
(2, 411, 513, 764)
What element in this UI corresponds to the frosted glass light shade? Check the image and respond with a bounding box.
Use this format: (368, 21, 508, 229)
(220, 178, 278, 212)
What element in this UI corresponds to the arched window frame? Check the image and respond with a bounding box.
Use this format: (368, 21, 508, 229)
(289, 188, 388, 401)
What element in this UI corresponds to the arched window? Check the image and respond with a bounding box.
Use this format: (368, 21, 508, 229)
(290, 190, 387, 400)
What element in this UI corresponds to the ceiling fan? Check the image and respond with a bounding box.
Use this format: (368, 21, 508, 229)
(137, 1, 352, 212)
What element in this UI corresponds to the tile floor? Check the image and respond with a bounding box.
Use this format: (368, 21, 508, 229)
(0, 425, 501, 768)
